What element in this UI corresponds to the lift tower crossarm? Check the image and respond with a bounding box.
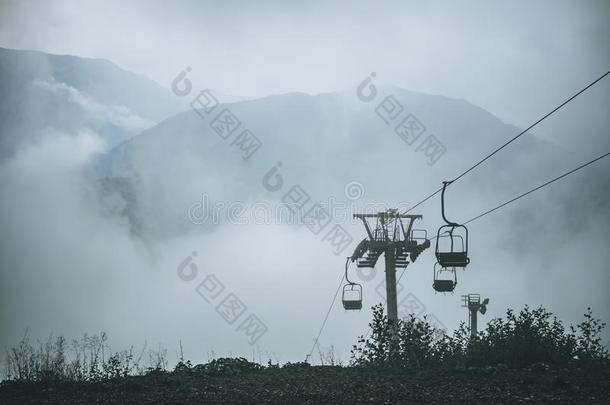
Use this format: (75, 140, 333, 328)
(353, 213, 423, 242)
(353, 213, 422, 219)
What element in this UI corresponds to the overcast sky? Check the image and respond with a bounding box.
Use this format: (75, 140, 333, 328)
(1, 0, 609, 153)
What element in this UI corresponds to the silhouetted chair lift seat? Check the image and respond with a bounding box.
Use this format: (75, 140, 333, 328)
(433, 279, 456, 292)
(435, 224, 470, 268)
(342, 283, 362, 310)
(433, 261, 458, 293)
(436, 252, 470, 267)
(343, 299, 362, 310)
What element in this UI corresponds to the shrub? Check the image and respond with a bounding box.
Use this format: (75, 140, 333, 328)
(201, 357, 263, 375)
(351, 304, 449, 368)
(572, 307, 609, 362)
(467, 306, 577, 367)
(282, 361, 311, 369)
(351, 304, 609, 369)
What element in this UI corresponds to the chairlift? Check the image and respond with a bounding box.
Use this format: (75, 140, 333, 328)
(435, 181, 470, 268)
(342, 283, 363, 310)
(342, 257, 363, 310)
(433, 263, 457, 293)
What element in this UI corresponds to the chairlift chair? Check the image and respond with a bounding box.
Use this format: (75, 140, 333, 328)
(342, 283, 363, 310)
(435, 225, 469, 267)
(342, 257, 363, 310)
(435, 181, 470, 268)
(433, 263, 457, 293)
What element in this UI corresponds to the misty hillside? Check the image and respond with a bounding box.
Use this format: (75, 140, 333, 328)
(92, 85, 607, 243)
(0, 47, 181, 158)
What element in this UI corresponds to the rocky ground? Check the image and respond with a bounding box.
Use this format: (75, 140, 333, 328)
(1, 364, 608, 404)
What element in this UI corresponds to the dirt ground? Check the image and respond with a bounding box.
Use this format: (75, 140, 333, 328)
(1, 364, 608, 404)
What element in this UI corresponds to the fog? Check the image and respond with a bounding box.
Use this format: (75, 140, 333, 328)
(0, 0, 609, 367)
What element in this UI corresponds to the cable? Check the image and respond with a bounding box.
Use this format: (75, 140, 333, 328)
(424, 151, 610, 243)
(452, 71, 609, 183)
(461, 151, 609, 226)
(306, 272, 344, 362)
(402, 69, 610, 215)
(402, 187, 443, 215)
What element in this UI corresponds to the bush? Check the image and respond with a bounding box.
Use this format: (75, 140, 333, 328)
(200, 357, 263, 375)
(282, 361, 311, 369)
(351, 304, 609, 369)
(467, 306, 577, 367)
(572, 307, 609, 361)
(351, 304, 454, 368)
